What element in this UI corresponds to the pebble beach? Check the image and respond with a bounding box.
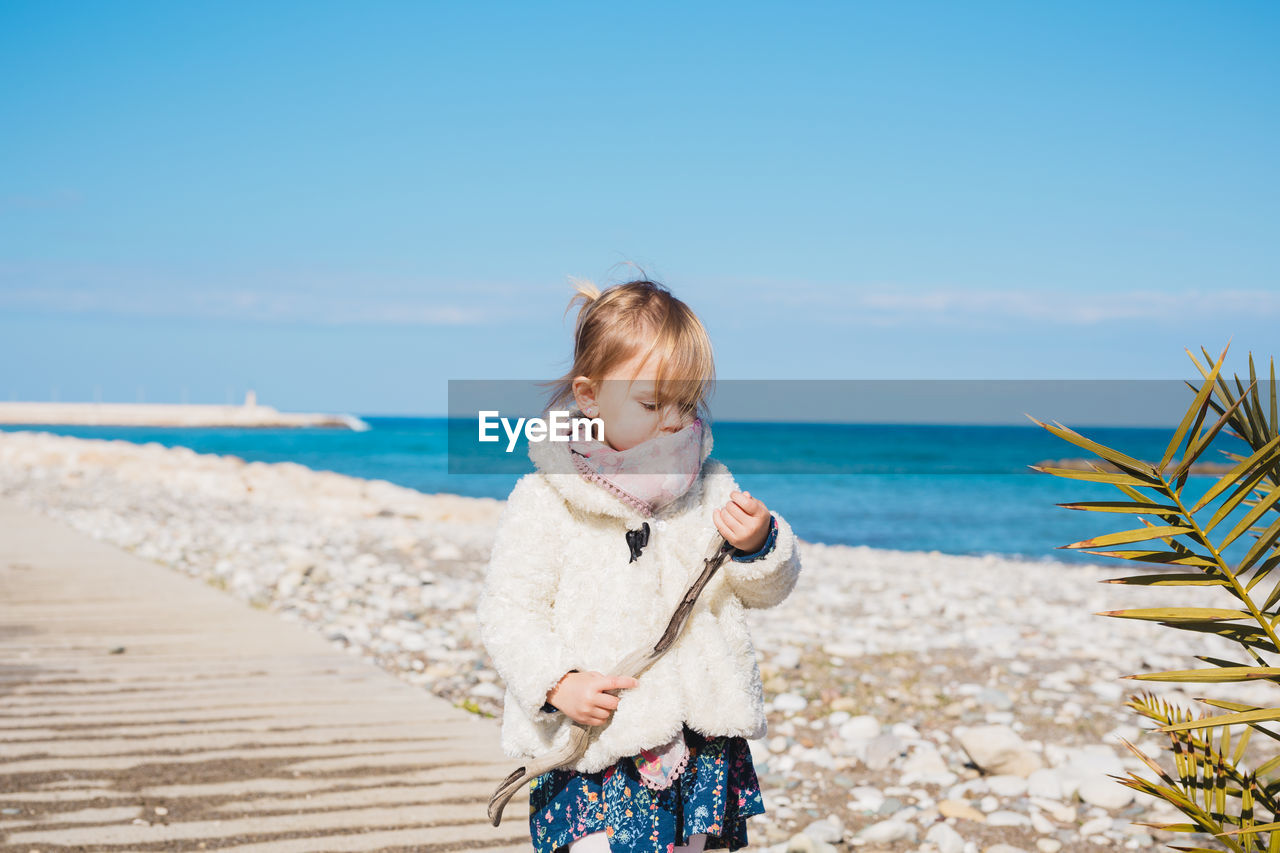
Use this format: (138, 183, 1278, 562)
(2, 427, 1274, 853)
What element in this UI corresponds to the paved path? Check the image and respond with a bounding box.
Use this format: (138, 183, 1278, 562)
(0, 497, 532, 851)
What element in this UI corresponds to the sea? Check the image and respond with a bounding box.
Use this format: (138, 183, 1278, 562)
(1, 418, 1260, 568)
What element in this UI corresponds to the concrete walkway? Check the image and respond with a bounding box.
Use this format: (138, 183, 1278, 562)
(0, 497, 532, 851)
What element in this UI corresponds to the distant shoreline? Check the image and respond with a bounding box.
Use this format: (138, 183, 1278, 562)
(0, 401, 370, 431)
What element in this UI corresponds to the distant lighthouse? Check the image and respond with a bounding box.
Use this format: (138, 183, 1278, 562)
(244, 389, 257, 407)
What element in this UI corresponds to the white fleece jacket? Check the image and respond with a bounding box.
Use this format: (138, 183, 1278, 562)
(476, 416, 802, 773)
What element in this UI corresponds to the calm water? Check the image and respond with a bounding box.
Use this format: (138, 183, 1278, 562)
(2, 418, 1256, 567)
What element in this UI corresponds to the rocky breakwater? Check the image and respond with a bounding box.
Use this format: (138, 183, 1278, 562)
(0, 401, 369, 430)
(2, 428, 1276, 853)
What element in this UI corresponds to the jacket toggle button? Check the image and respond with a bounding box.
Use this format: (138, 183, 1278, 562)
(625, 522, 650, 563)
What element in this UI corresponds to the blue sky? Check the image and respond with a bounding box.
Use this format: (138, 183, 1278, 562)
(1, 0, 1276, 416)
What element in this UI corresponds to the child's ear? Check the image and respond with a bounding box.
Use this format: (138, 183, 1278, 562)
(571, 375, 596, 412)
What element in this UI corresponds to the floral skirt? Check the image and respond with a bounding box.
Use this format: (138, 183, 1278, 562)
(528, 723, 766, 853)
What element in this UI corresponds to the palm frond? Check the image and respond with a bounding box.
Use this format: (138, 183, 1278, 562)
(1034, 342, 1280, 851)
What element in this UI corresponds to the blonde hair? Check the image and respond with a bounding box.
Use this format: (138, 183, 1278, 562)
(540, 275, 716, 422)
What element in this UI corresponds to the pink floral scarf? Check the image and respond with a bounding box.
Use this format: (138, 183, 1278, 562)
(568, 414, 704, 518)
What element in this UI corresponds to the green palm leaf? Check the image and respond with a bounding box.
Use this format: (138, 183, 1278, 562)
(1060, 499, 1182, 514)
(1026, 414, 1159, 477)
(1196, 656, 1257, 668)
(1063, 525, 1197, 549)
(1160, 707, 1280, 733)
(1219, 487, 1280, 552)
(1203, 466, 1278, 536)
(1229, 367, 1267, 453)
(1125, 666, 1280, 683)
(1215, 821, 1280, 839)
(1102, 573, 1229, 587)
(1241, 517, 1280, 575)
(1028, 463, 1161, 488)
(1141, 620, 1277, 654)
(1081, 549, 1218, 567)
(1191, 436, 1280, 515)
(1270, 357, 1277, 437)
(1172, 379, 1260, 485)
(1249, 554, 1280, 606)
(1162, 342, 1232, 472)
(1246, 354, 1271, 453)
(1100, 607, 1254, 622)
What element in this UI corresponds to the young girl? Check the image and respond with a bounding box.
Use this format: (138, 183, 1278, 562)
(477, 278, 802, 853)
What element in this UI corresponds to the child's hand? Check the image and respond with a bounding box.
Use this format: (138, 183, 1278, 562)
(713, 490, 771, 554)
(546, 671, 639, 727)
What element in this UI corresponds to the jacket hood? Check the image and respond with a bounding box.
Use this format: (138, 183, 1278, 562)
(526, 406, 715, 521)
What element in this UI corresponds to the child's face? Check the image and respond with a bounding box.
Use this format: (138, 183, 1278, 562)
(573, 351, 694, 451)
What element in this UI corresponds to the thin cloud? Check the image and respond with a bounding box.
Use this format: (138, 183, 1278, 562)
(0, 285, 502, 326)
(759, 285, 1280, 326)
(0, 261, 542, 325)
(0, 189, 84, 211)
(4, 264, 1275, 328)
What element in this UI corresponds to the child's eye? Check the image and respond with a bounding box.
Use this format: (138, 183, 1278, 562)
(641, 402, 657, 412)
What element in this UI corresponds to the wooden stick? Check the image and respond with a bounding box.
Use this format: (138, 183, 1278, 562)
(487, 530, 734, 826)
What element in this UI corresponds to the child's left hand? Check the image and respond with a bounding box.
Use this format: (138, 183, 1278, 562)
(713, 490, 771, 554)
